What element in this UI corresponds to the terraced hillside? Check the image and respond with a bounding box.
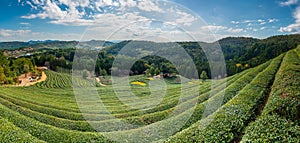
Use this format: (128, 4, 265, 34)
(0, 47, 299, 143)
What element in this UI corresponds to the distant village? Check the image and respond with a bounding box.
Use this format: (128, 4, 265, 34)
(3, 47, 35, 58)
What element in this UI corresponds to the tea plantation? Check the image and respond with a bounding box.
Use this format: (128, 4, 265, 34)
(0, 47, 299, 143)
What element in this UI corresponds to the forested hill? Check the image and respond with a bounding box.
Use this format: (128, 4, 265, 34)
(104, 34, 300, 63)
(102, 34, 300, 76)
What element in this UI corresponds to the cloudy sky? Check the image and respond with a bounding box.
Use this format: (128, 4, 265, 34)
(0, 0, 299, 42)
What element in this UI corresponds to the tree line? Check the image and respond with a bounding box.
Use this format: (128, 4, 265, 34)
(2, 34, 299, 82)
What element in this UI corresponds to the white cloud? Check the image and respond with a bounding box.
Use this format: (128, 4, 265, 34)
(257, 19, 264, 23)
(279, 23, 300, 32)
(239, 18, 278, 25)
(21, 0, 68, 19)
(21, 0, 91, 20)
(279, 0, 299, 6)
(201, 25, 227, 31)
(279, 6, 300, 32)
(226, 28, 243, 33)
(243, 20, 255, 23)
(20, 22, 30, 25)
(49, 19, 94, 26)
(20, 0, 164, 26)
(260, 27, 266, 30)
(174, 10, 197, 26)
(268, 18, 279, 23)
(26, 1, 37, 9)
(257, 19, 266, 25)
(260, 22, 266, 25)
(231, 21, 239, 24)
(137, 0, 163, 12)
(0, 29, 31, 37)
(119, 0, 137, 8)
(94, 0, 120, 11)
(200, 25, 243, 34)
(17, 0, 249, 42)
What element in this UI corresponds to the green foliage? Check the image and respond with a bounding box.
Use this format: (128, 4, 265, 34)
(3, 35, 300, 79)
(242, 115, 300, 142)
(166, 55, 283, 143)
(200, 70, 208, 81)
(35, 70, 94, 88)
(0, 117, 45, 143)
(0, 46, 299, 142)
(0, 104, 113, 143)
(0, 66, 6, 84)
(0, 52, 36, 85)
(262, 49, 300, 122)
(241, 48, 300, 142)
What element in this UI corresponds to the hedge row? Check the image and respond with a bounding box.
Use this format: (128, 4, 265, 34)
(0, 76, 240, 132)
(241, 115, 300, 142)
(180, 59, 273, 130)
(241, 49, 300, 142)
(35, 70, 94, 88)
(0, 116, 45, 143)
(0, 104, 113, 143)
(0, 70, 246, 123)
(0, 63, 262, 133)
(0, 93, 113, 121)
(0, 87, 81, 113)
(102, 59, 269, 142)
(0, 67, 245, 119)
(262, 50, 300, 122)
(165, 55, 283, 143)
(99, 61, 271, 143)
(113, 70, 247, 119)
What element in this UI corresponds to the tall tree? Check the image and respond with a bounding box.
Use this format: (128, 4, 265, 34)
(0, 66, 6, 84)
(200, 71, 208, 81)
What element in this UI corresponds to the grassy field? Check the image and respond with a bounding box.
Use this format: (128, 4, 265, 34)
(0, 47, 299, 142)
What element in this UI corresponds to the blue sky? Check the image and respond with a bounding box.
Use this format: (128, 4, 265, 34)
(0, 0, 299, 42)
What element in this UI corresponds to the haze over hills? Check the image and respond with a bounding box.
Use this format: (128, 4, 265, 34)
(0, 40, 114, 50)
(1, 34, 300, 77)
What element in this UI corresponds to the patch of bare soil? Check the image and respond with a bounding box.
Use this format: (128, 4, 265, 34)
(18, 71, 47, 86)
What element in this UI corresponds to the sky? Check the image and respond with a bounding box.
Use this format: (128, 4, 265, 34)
(0, 0, 299, 42)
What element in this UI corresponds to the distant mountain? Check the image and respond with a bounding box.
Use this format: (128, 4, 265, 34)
(28, 40, 59, 44)
(0, 40, 114, 50)
(77, 40, 114, 49)
(0, 42, 29, 50)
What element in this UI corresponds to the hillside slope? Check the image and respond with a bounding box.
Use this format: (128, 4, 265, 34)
(0, 46, 299, 142)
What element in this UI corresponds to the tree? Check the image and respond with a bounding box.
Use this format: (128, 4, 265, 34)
(147, 66, 155, 76)
(100, 69, 107, 76)
(154, 67, 160, 75)
(200, 70, 208, 81)
(0, 66, 6, 84)
(23, 64, 30, 77)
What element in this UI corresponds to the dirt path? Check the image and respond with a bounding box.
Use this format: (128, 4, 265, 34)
(35, 71, 47, 84)
(6, 71, 47, 87)
(95, 77, 107, 87)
